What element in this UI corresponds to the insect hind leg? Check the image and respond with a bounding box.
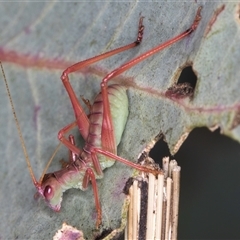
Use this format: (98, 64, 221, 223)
(60, 17, 145, 151)
(93, 148, 162, 176)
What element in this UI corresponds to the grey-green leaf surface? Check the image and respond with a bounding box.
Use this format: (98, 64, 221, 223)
(0, 2, 239, 239)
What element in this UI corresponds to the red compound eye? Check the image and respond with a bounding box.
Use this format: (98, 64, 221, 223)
(43, 185, 53, 200)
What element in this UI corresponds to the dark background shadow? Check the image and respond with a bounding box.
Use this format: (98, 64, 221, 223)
(150, 127, 240, 239)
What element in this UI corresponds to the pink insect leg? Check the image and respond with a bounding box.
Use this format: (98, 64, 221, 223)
(59, 17, 144, 156)
(82, 168, 102, 228)
(96, 7, 202, 173)
(68, 135, 77, 163)
(58, 121, 82, 155)
(59, 135, 77, 169)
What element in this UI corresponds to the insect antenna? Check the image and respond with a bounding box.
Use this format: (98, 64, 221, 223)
(1, 62, 61, 188)
(1, 61, 38, 186)
(39, 142, 61, 184)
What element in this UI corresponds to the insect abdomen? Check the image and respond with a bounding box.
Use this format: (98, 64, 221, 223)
(87, 84, 128, 150)
(107, 84, 129, 146)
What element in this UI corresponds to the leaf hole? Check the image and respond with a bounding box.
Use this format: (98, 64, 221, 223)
(177, 65, 197, 88)
(165, 65, 197, 99)
(149, 135, 171, 164)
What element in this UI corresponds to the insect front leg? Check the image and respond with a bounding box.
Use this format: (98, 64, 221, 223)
(68, 135, 78, 163)
(57, 119, 104, 174)
(58, 121, 82, 155)
(58, 120, 105, 176)
(60, 135, 78, 168)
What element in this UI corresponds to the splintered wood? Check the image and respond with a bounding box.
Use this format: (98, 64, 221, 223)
(125, 157, 181, 240)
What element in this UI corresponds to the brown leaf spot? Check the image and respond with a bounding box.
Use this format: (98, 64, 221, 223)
(165, 82, 194, 99)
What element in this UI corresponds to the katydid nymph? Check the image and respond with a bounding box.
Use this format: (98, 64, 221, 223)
(1, 7, 202, 228)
